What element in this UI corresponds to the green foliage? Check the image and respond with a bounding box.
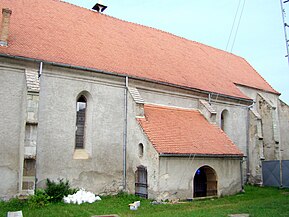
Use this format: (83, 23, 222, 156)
(0, 197, 26, 216)
(27, 189, 50, 208)
(2, 197, 26, 211)
(1, 186, 289, 217)
(116, 191, 143, 200)
(45, 179, 77, 203)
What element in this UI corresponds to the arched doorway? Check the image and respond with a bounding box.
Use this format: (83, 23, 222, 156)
(193, 166, 217, 198)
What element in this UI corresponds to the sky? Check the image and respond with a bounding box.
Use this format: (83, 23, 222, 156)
(64, 0, 289, 104)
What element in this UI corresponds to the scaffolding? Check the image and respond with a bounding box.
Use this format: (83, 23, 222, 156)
(280, 0, 289, 64)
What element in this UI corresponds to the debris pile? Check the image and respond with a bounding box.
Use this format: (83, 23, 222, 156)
(63, 189, 101, 204)
(129, 201, 140, 210)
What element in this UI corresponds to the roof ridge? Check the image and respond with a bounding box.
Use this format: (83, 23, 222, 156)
(59, 0, 239, 59)
(59, 0, 92, 12)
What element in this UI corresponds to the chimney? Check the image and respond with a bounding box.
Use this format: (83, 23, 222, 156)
(92, 0, 107, 13)
(0, 8, 12, 47)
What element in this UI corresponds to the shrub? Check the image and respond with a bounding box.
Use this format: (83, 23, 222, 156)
(27, 189, 50, 208)
(4, 197, 26, 210)
(45, 179, 77, 202)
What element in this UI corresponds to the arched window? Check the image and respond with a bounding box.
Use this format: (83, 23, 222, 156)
(139, 143, 144, 157)
(220, 109, 229, 133)
(75, 95, 87, 149)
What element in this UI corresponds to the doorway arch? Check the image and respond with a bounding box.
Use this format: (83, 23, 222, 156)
(193, 166, 217, 198)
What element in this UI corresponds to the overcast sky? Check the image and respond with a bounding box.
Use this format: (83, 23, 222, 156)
(64, 0, 289, 104)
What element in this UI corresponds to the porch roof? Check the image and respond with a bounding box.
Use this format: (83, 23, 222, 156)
(138, 104, 243, 157)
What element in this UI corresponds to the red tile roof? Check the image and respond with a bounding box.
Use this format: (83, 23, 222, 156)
(138, 104, 243, 156)
(0, 0, 279, 99)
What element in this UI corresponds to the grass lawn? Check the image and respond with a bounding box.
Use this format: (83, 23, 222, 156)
(1, 185, 289, 217)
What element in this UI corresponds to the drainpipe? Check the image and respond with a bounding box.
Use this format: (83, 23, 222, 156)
(246, 101, 254, 183)
(123, 76, 128, 191)
(208, 93, 211, 105)
(35, 62, 43, 191)
(240, 157, 245, 191)
(38, 62, 43, 78)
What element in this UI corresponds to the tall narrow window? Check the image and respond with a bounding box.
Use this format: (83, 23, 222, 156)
(139, 143, 144, 157)
(75, 95, 87, 149)
(220, 109, 229, 133)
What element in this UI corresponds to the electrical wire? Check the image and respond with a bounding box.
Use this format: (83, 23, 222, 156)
(230, 0, 247, 52)
(225, 0, 242, 51)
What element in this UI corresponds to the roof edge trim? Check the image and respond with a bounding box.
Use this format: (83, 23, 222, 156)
(235, 83, 281, 96)
(159, 153, 243, 158)
(0, 53, 253, 103)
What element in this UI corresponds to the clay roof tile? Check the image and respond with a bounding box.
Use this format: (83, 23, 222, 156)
(0, 0, 280, 98)
(138, 104, 243, 156)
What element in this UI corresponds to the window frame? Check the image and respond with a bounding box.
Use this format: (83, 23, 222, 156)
(75, 95, 87, 149)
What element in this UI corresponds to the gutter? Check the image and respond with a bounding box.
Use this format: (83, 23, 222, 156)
(0, 53, 254, 104)
(159, 153, 243, 159)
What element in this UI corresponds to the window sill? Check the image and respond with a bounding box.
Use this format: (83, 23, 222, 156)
(73, 149, 90, 160)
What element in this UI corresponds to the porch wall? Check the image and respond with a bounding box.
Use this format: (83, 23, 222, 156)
(157, 157, 242, 200)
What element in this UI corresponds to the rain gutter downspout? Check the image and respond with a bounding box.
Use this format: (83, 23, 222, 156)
(246, 101, 255, 183)
(240, 157, 246, 191)
(123, 76, 128, 191)
(38, 62, 43, 78)
(35, 61, 43, 191)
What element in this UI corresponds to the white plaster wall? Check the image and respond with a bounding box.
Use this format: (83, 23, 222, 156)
(248, 110, 263, 184)
(236, 85, 288, 180)
(236, 85, 279, 107)
(278, 100, 289, 160)
(212, 103, 248, 155)
(36, 66, 126, 194)
(133, 81, 200, 109)
(0, 64, 27, 199)
(158, 157, 242, 200)
(126, 92, 160, 198)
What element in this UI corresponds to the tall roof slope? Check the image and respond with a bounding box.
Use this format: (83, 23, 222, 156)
(138, 104, 243, 156)
(0, 0, 279, 99)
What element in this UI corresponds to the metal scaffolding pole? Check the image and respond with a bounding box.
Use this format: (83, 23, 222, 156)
(280, 0, 289, 65)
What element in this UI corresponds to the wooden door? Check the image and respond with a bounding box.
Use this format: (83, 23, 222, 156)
(135, 166, 148, 198)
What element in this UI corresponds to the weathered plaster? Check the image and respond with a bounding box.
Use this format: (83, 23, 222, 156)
(158, 157, 242, 200)
(278, 100, 289, 160)
(36, 65, 126, 194)
(0, 63, 27, 199)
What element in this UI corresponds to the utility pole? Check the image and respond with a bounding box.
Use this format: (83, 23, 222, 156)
(280, 0, 289, 65)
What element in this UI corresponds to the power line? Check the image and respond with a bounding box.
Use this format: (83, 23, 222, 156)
(225, 0, 242, 51)
(230, 0, 247, 52)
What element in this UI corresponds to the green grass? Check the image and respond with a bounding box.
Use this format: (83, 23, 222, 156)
(1, 186, 289, 217)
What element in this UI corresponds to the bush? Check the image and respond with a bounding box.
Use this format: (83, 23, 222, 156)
(45, 179, 77, 202)
(3, 197, 26, 211)
(27, 189, 50, 208)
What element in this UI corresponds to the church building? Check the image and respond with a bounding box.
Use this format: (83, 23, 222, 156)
(0, 0, 288, 200)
